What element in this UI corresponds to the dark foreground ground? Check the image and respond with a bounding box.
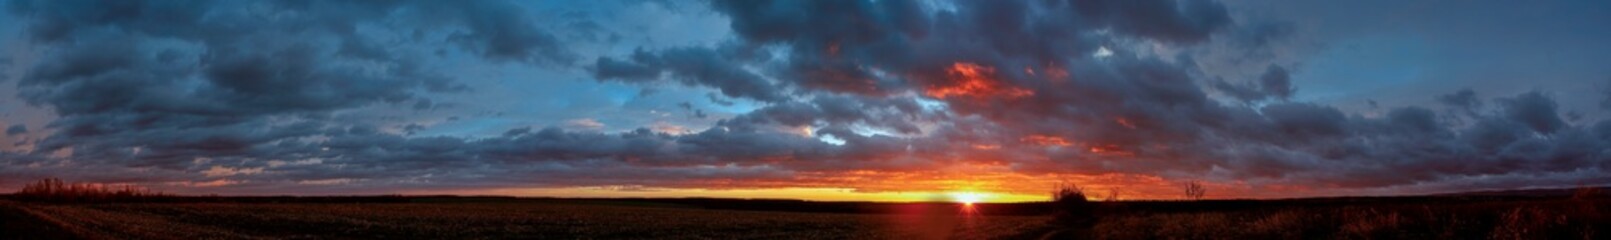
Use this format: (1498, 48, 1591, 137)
(1, 194, 1608, 239)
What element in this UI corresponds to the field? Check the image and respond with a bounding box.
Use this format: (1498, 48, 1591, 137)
(2, 195, 1609, 239)
(0, 199, 1049, 239)
(1085, 198, 1610, 239)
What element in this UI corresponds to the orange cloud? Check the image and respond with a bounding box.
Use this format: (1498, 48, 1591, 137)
(1087, 144, 1134, 157)
(1020, 135, 1073, 146)
(924, 62, 1033, 99)
(1114, 117, 1137, 129)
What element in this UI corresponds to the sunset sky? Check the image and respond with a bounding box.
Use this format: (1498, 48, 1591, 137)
(2, 0, 1610, 202)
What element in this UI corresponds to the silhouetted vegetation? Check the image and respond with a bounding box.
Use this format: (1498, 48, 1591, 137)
(1049, 182, 1096, 228)
(1183, 180, 1206, 200)
(11, 178, 167, 203)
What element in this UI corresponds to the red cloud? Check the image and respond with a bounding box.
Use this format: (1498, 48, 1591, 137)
(924, 62, 1034, 99)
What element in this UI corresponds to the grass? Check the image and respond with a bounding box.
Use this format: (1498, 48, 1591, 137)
(1083, 198, 1608, 239)
(2, 178, 1608, 239)
(5, 197, 1605, 239)
(0, 199, 1048, 239)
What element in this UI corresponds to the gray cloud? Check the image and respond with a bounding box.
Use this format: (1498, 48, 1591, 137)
(594, 46, 786, 102)
(2, 0, 564, 171)
(1438, 88, 1483, 114)
(1070, 0, 1232, 44)
(1211, 65, 1294, 102)
(4, 124, 23, 136)
(1498, 92, 1567, 134)
(1600, 78, 1611, 110)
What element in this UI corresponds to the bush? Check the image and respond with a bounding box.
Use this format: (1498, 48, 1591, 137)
(1050, 182, 1097, 228)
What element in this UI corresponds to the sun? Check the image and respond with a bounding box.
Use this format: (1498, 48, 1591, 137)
(949, 192, 988, 205)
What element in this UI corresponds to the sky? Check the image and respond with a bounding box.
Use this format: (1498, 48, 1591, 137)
(1, 0, 1610, 202)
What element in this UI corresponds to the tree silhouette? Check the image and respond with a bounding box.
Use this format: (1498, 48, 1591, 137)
(1183, 181, 1206, 200)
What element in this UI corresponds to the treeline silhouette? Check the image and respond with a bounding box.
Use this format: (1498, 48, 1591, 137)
(13, 178, 168, 202)
(5, 178, 445, 203)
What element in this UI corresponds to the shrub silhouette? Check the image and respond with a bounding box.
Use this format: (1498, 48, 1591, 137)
(1050, 182, 1097, 229)
(13, 177, 167, 202)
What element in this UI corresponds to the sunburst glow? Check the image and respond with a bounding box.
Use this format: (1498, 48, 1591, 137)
(949, 192, 988, 205)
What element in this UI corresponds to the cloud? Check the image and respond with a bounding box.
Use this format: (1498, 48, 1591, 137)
(1437, 88, 1483, 115)
(1211, 65, 1293, 102)
(1600, 78, 1611, 110)
(1257, 66, 1295, 99)
(1069, 0, 1232, 44)
(4, 124, 24, 136)
(202, 166, 264, 177)
(436, 1, 576, 65)
(594, 46, 786, 102)
(0, 0, 569, 184)
(565, 118, 606, 130)
(1498, 91, 1567, 134)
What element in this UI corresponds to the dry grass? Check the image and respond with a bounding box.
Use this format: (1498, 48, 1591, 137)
(1085, 199, 1610, 239)
(5, 198, 1607, 239)
(1, 200, 1049, 239)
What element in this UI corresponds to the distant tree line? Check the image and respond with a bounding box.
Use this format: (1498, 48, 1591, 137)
(12, 178, 168, 202)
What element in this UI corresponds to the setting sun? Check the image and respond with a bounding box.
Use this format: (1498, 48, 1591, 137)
(949, 192, 988, 205)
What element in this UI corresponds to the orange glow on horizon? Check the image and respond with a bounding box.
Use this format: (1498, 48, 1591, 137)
(949, 191, 987, 204)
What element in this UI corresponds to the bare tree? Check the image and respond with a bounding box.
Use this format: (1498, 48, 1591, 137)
(1183, 181, 1206, 200)
(1103, 188, 1121, 202)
